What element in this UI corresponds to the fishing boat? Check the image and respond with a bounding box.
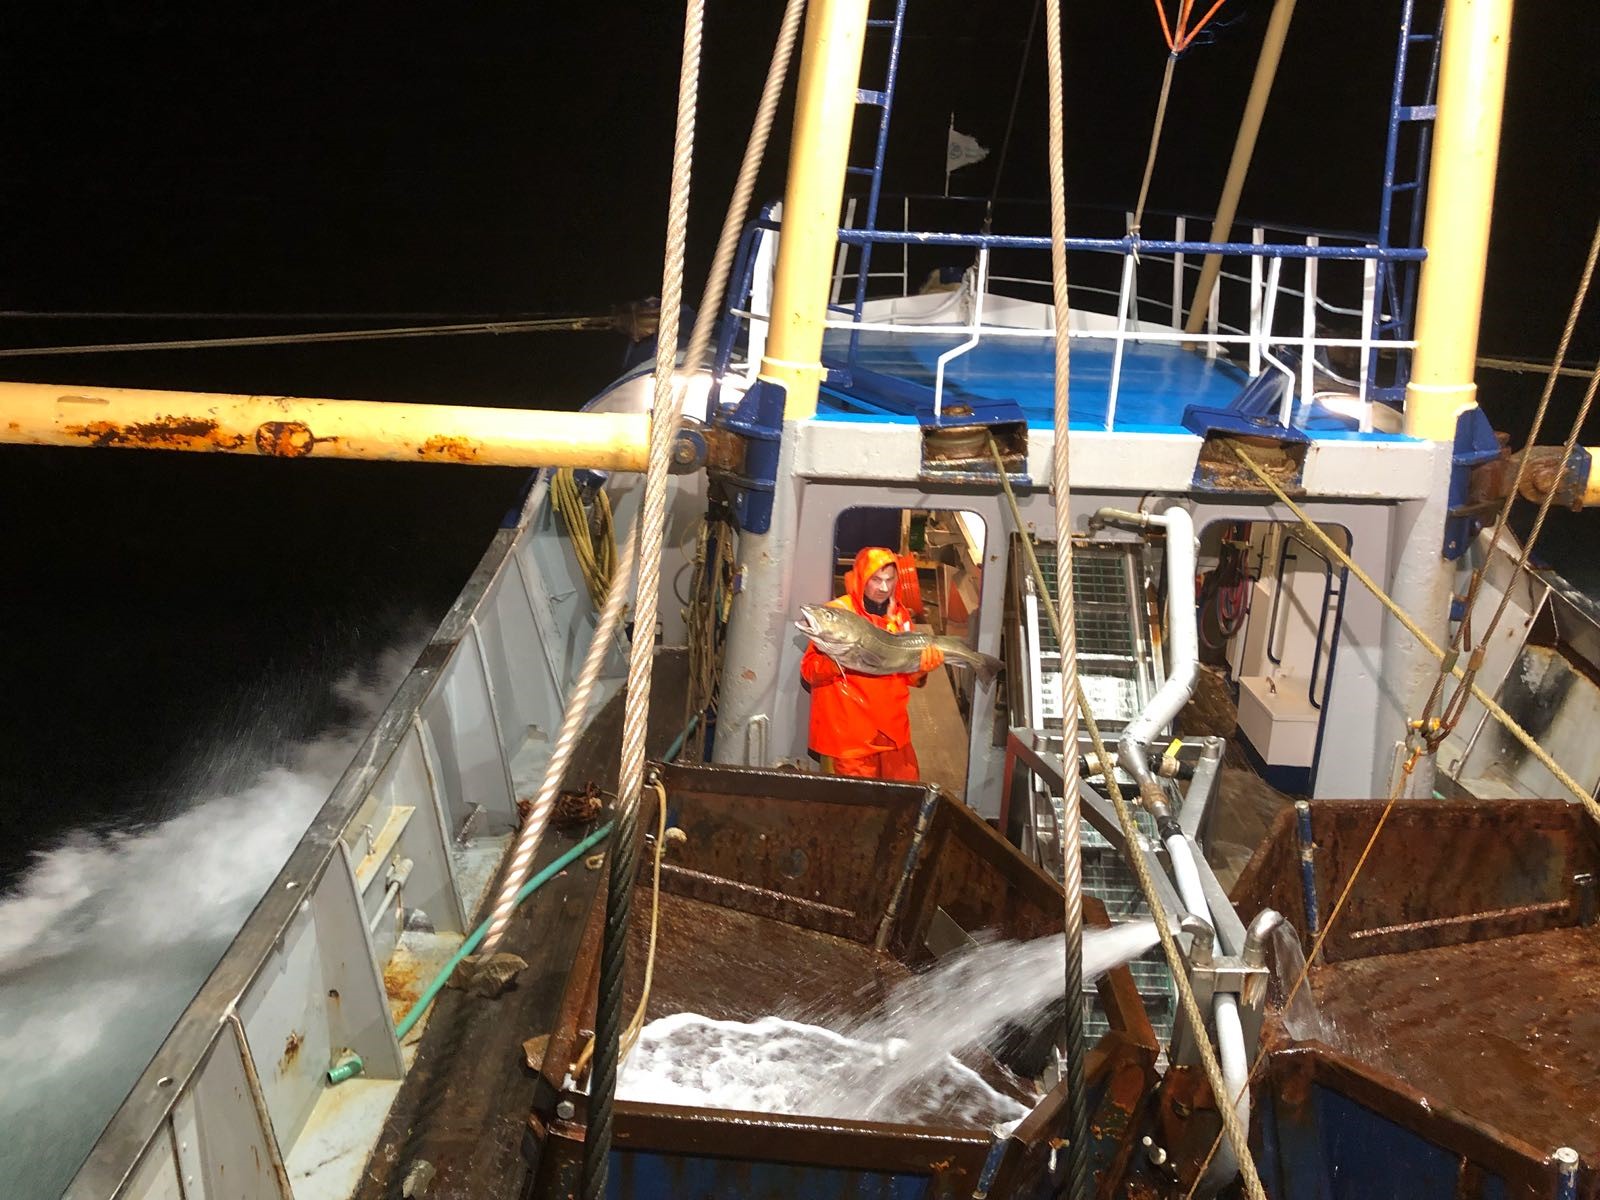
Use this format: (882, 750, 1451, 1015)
(19, 0, 1600, 1196)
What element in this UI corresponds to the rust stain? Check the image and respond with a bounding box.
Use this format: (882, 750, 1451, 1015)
(67, 417, 248, 453)
(416, 434, 481, 463)
(383, 957, 425, 1005)
(279, 1030, 303, 1074)
(253, 420, 319, 458)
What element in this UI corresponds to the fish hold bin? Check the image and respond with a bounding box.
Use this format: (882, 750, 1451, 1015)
(526, 762, 1160, 1199)
(1232, 798, 1600, 1200)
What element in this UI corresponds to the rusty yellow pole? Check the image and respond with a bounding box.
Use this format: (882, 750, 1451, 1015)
(0, 380, 649, 470)
(1404, 0, 1514, 441)
(758, 0, 870, 420)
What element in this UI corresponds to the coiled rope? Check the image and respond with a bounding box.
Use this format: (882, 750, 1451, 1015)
(551, 467, 617, 610)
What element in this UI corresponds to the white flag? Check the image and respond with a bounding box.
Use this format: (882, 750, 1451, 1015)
(946, 127, 990, 173)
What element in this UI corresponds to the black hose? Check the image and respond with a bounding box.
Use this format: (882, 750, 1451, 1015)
(579, 786, 644, 1197)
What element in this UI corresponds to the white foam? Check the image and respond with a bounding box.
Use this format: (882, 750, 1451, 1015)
(617, 921, 1161, 1131)
(0, 639, 421, 1200)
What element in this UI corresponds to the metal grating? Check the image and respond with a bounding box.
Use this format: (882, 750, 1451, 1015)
(1014, 539, 1178, 1047)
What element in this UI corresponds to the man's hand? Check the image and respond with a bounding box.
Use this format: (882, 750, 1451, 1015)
(802, 650, 846, 687)
(918, 645, 945, 673)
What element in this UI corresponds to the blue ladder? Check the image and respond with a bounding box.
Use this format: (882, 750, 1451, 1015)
(1371, 0, 1444, 401)
(831, 0, 910, 375)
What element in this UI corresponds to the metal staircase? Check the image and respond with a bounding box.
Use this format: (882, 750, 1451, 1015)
(1371, 0, 1445, 401)
(1008, 540, 1178, 1045)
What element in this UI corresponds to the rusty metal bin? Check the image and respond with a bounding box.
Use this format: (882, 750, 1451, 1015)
(1232, 798, 1600, 1200)
(525, 762, 1160, 1198)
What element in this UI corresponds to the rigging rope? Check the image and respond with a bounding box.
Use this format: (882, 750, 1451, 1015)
(1133, 0, 1235, 237)
(1153, 0, 1232, 54)
(0, 315, 618, 357)
(583, 0, 704, 1192)
(681, 0, 806, 378)
(1416, 216, 1600, 745)
(1130, 54, 1178, 239)
(987, 439, 1268, 1200)
(983, 0, 1042, 232)
(477, 524, 637, 958)
(495, 0, 800, 976)
(1227, 442, 1600, 829)
(1038, 0, 1091, 1192)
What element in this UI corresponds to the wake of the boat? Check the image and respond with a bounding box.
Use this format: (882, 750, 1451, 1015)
(0, 640, 419, 1200)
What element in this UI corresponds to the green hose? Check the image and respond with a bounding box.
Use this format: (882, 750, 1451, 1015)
(392, 822, 614, 1042)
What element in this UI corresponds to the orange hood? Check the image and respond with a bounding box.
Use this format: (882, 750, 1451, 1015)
(843, 546, 902, 611)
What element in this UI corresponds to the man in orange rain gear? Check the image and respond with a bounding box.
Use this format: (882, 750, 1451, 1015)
(799, 546, 945, 781)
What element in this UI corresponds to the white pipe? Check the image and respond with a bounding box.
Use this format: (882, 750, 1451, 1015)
(1206, 992, 1252, 1193)
(1165, 831, 1211, 922)
(1110, 506, 1199, 810)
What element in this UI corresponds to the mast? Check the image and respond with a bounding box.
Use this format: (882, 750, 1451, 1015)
(1182, 0, 1299, 332)
(712, 0, 870, 764)
(1404, 0, 1513, 441)
(1383, 0, 1514, 795)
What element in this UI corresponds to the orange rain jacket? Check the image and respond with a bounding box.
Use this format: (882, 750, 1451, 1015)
(800, 546, 921, 760)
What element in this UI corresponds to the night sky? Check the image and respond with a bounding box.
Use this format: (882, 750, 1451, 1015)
(1, 1, 1596, 881)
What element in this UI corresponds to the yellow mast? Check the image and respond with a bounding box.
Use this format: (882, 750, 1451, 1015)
(0, 379, 649, 470)
(1403, 0, 1514, 441)
(757, 0, 870, 421)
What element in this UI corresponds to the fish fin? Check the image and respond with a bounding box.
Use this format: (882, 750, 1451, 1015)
(973, 653, 1003, 686)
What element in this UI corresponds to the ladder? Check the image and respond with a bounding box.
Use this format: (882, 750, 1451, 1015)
(832, 0, 911, 370)
(1371, 0, 1445, 401)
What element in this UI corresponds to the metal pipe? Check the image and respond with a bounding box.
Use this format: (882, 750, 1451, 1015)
(1107, 507, 1200, 815)
(1184, 0, 1300, 333)
(759, 0, 870, 420)
(0, 380, 650, 470)
(367, 857, 415, 935)
(1241, 908, 1285, 970)
(1166, 830, 1211, 922)
(1403, 0, 1515, 440)
(1554, 1147, 1580, 1200)
(1205, 993, 1253, 1194)
(1294, 800, 1321, 936)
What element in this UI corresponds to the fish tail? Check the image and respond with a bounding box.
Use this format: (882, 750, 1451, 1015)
(973, 652, 1003, 686)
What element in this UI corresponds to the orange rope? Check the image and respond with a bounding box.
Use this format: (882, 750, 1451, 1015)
(1178, 0, 1232, 50)
(1153, 0, 1232, 53)
(1152, 0, 1176, 51)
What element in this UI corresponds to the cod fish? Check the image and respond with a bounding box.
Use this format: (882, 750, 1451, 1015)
(797, 604, 1003, 685)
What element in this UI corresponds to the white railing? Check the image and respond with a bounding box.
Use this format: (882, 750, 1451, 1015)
(800, 209, 1413, 431)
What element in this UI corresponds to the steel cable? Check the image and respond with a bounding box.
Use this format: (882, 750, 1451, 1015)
(478, 524, 636, 958)
(1039, 0, 1090, 1192)
(582, 0, 704, 1192)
